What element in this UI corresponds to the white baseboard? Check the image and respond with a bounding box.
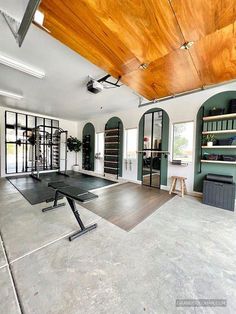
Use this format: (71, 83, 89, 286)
(160, 184, 203, 198)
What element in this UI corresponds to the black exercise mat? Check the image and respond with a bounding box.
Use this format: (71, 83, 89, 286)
(7, 172, 115, 205)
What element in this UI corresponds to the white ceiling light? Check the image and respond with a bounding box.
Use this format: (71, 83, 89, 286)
(34, 10, 44, 26)
(180, 41, 194, 50)
(0, 53, 45, 78)
(0, 90, 23, 100)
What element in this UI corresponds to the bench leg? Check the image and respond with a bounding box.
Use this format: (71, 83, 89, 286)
(67, 198, 97, 241)
(169, 178, 176, 195)
(42, 190, 66, 212)
(181, 179, 184, 197)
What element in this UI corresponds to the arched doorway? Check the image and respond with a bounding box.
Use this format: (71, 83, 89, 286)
(104, 117, 123, 178)
(138, 108, 170, 188)
(82, 122, 95, 171)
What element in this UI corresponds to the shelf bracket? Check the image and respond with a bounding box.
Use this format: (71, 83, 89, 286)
(0, 0, 41, 47)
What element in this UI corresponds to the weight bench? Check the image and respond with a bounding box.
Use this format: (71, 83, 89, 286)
(42, 181, 98, 241)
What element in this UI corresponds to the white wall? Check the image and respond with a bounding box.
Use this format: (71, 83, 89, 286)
(0, 105, 78, 177)
(78, 82, 236, 193)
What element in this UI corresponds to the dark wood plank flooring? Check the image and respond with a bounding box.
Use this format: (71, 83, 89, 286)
(82, 183, 174, 231)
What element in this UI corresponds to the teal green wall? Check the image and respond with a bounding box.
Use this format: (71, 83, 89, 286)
(106, 117, 123, 176)
(194, 91, 236, 192)
(137, 108, 169, 185)
(82, 122, 95, 171)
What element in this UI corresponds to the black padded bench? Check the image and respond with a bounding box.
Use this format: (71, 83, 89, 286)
(42, 181, 98, 241)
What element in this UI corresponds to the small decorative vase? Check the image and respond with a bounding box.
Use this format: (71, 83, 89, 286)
(207, 141, 213, 147)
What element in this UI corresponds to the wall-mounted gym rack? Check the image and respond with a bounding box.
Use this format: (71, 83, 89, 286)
(30, 125, 68, 181)
(104, 123, 121, 179)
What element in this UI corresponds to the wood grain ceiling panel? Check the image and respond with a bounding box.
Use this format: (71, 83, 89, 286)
(172, 0, 236, 41)
(39, 0, 183, 76)
(38, 0, 236, 101)
(122, 49, 202, 100)
(190, 23, 236, 85)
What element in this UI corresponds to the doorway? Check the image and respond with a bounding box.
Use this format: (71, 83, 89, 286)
(123, 128, 137, 181)
(82, 122, 95, 171)
(95, 132, 104, 174)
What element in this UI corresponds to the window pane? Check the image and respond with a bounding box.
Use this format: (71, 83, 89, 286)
(173, 122, 193, 162)
(6, 112, 16, 142)
(52, 120, 59, 128)
(36, 117, 44, 127)
(6, 143, 16, 173)
(17, 114, 26, 141)
(45, 119, 51, 127)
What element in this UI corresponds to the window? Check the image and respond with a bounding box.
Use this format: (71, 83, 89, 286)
(124, 128, 137, 159)
(5, 110, 59, 174)
(172, 121, 194, 162)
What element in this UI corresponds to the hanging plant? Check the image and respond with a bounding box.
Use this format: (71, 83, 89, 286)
(67, 136, 82, 165)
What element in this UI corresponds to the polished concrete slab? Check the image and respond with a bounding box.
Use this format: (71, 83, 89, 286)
(0, 241, 7, 268)
(0, 267, 21, 314)
(0, 179, 101, 261)
(0, 178, 236, 313)
(9, 195, 236, 313)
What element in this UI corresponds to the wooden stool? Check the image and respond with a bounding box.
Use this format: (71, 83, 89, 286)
(169, 176, 187, 197)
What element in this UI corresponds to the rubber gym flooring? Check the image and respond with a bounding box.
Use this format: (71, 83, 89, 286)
(7, 171, 116, 205)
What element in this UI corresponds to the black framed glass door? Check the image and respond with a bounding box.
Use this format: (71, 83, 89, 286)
(142, 110, 163, 188)
(5, 111, 59, 174)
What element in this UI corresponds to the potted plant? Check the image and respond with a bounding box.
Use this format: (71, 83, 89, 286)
(203, 134, 215, 147)
(67, 136, 82, 171)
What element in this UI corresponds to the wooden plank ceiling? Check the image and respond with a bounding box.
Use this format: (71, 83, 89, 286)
(39, 0, 236, 100)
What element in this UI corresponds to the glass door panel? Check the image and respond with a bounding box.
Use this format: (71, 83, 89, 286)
(151, 152, 161, 188)
(142, 110, 163, 188)
(153, 111, 162, 150)
(142, 150, 151, 186)
(6, 143, 16, 173)
(27, 115, 35, 172)
(144, 113, 152, 150)
(17, 114, 27, 172)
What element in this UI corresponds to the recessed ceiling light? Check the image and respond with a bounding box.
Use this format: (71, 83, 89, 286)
(34, 10, 44, 26)
(0, 90, 23, 100)
(180, 41, 194, 50)
(0, 54, 45, 78)
(139, 63, 149, 70)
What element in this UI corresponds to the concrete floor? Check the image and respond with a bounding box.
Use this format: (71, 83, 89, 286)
(0, 178, 236, 314)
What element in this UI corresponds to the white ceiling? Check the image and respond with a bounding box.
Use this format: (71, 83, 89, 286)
(0, 1, 139, 121)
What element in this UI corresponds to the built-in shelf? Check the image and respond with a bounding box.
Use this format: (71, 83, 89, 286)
(203, 113, 236, 121)
(105, 148, 119, 150)
(105, 142, 118, 144)
(202, 145, 236, 149)
(202, 129, 236, 135)
(201, 160, 236, 165)
(105, 128, 119, 133)
(105, 135, 118, 138)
